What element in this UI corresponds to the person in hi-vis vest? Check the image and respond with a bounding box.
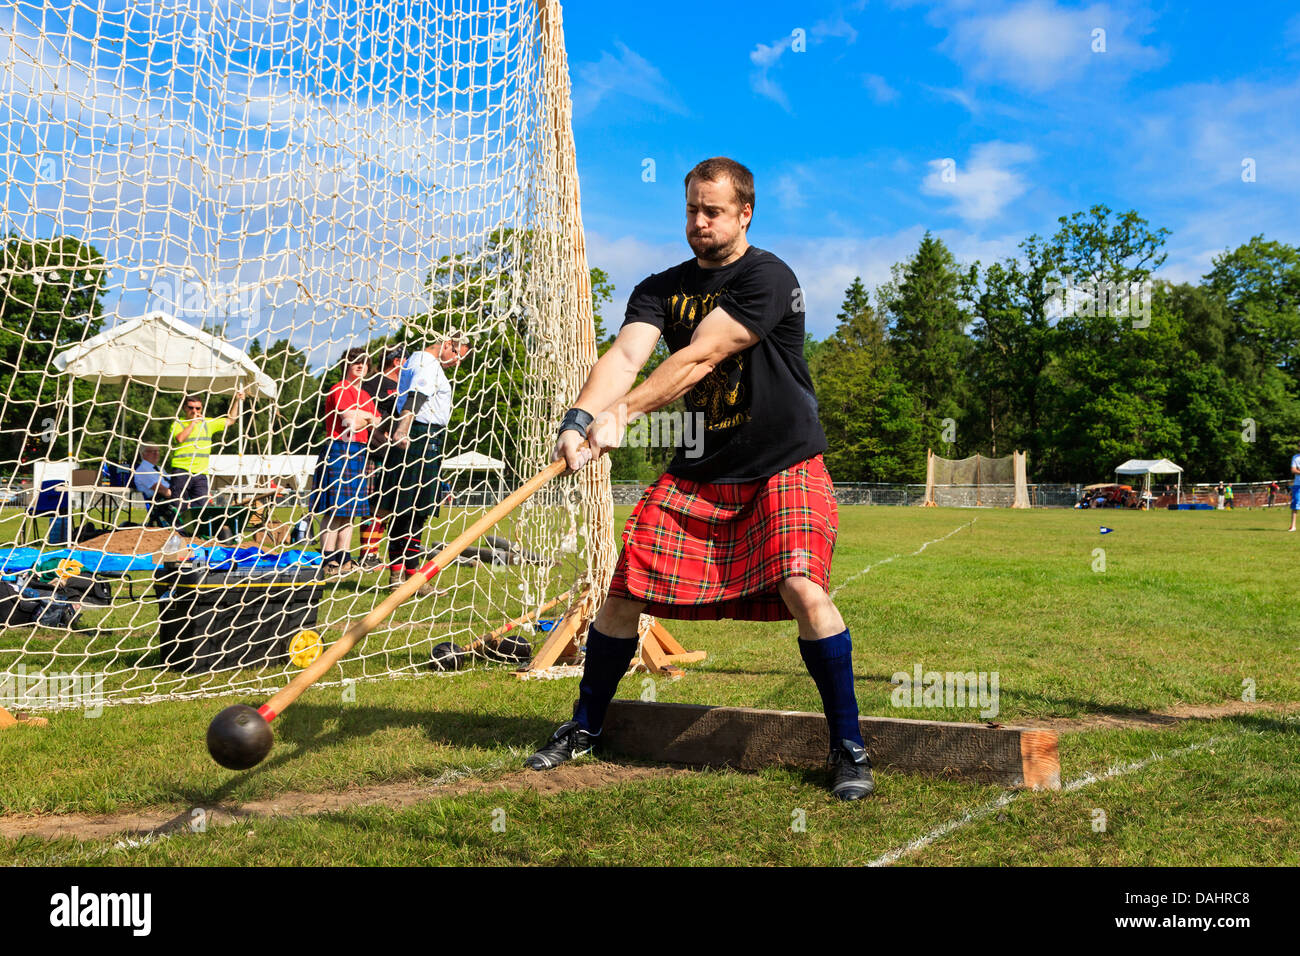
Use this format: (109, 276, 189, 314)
(168, 391, 244, 503)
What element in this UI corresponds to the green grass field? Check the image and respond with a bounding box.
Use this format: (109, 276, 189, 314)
(1, 504, 1297, 866)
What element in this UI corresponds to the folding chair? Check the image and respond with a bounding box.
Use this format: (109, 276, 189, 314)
(22, 480, 69, 545)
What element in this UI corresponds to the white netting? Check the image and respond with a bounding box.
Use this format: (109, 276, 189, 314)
(924, 451, 1029, 508)
(0, 0, 615, 712)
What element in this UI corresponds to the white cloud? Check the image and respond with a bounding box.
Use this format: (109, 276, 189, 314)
(749, 68, 793, 111)
(774, 174, 806, 211)
(922, 84, 978, 112)
(921, 141, 1036, 222)
(573, 42, 687, 119)
(1117, 78, 1300, 202)
(587, 226, 1022, 340)
(812, 16, 859, 44)
(749, 36, 795, 109)
(778, 228, 1021, 336)
(585, 232, 691, 331)
(1116, 77, 1300, 286)
(749, 15, 861, 110)
(863, 74, 900, 103)
(750, 37, 792, 70)
(936, 0, 1165, 92)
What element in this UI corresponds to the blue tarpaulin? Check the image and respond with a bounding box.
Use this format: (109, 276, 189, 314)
(0, 547, 157, 574)
(0, 546, 323, 575)
(194, 547, 324, 571)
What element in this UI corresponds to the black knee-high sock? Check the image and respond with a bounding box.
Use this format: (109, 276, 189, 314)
(402, 533, 424, 574)
(798, 629, 864, 747)
(387, 511, 411, 572)
(572, 625, 639, 734)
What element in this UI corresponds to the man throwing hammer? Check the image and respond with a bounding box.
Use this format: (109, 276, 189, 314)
(525, 157, 872, 800)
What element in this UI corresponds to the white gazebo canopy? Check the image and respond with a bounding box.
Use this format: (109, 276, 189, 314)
(441, 451, 507, 503)
(1115, 458, 1183, 475)
(51, 310, 278, 467)
(441, 451, 506, 472)
(53, 310, 278, 398)
(1114, 458, 1183, 504)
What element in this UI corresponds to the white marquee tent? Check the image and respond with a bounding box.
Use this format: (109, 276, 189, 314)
(1115, 458, 1183, 503)
(441, 451, 507, 502)
(52, 310, 279, 463)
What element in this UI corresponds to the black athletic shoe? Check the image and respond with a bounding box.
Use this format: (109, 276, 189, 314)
(828, 739, 875, 800)
(524, 720, 595, 770)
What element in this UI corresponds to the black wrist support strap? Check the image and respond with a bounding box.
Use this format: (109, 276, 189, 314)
(558, 407, 594, 439)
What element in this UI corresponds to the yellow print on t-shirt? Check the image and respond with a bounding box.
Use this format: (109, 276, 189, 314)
(666, 290, 721, 336)
(692, 355, 749, 430)
(667, 289, 750, 430)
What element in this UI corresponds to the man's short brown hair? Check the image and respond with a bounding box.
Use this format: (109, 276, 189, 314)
(341, 347, 369, 370)
(684, 157, 755, 215)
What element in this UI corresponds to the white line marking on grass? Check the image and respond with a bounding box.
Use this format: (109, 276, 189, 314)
(865, 733, 1241, 867)
(830, 518, 976, 600)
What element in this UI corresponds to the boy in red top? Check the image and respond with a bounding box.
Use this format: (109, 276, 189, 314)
(318, 348, 381, 573)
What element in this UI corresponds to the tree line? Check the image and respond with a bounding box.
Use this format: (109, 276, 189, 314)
(806, 206, 1300, 484)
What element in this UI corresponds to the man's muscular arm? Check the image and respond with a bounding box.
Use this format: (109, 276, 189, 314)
(619, 308, 757, 418)
(584, 308, 758, 456)
(570, 323, 662, 416)
(554, 323, 661, 470)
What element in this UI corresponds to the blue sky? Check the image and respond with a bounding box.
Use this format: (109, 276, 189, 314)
(563, 0, 1300, 338)
(4, 0, 1297, 359)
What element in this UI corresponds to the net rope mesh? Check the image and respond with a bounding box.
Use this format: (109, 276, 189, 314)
(0, 0, 616, 710)
(926, 452, 1027, 508)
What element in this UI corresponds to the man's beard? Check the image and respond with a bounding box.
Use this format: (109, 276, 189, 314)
(688, 232, 733, 261)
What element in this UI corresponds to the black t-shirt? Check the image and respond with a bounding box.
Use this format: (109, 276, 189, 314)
(621, 246, 826, 483)
(362, 373, 401, 421)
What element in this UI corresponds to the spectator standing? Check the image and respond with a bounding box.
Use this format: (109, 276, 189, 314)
(318, 349, 380, 574)
(386, 334, 470, 594)
(168, 392, 244, 503)
(358, 349, 406, 567)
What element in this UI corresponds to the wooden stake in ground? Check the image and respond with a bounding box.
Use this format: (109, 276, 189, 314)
(635, 619, 706, 677)
(517, 613, 706, 678)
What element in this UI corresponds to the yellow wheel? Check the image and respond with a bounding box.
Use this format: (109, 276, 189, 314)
(289, 630, 322, 668)
(55, 559, 83, 579)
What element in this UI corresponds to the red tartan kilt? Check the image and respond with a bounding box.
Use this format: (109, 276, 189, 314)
(607, 454, 838, 621)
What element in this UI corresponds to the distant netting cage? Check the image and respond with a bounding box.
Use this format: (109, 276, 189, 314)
(924, 450, 1030, 508)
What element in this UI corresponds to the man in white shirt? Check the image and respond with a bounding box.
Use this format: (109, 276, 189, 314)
(387, 333, 470, 593)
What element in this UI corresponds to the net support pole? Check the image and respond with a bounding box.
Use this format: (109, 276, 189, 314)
(66, 375, 73, 467)
(923, 448, 936, 506)
(1013, 450, 1030, 509)
(536, 0, 616, 629)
